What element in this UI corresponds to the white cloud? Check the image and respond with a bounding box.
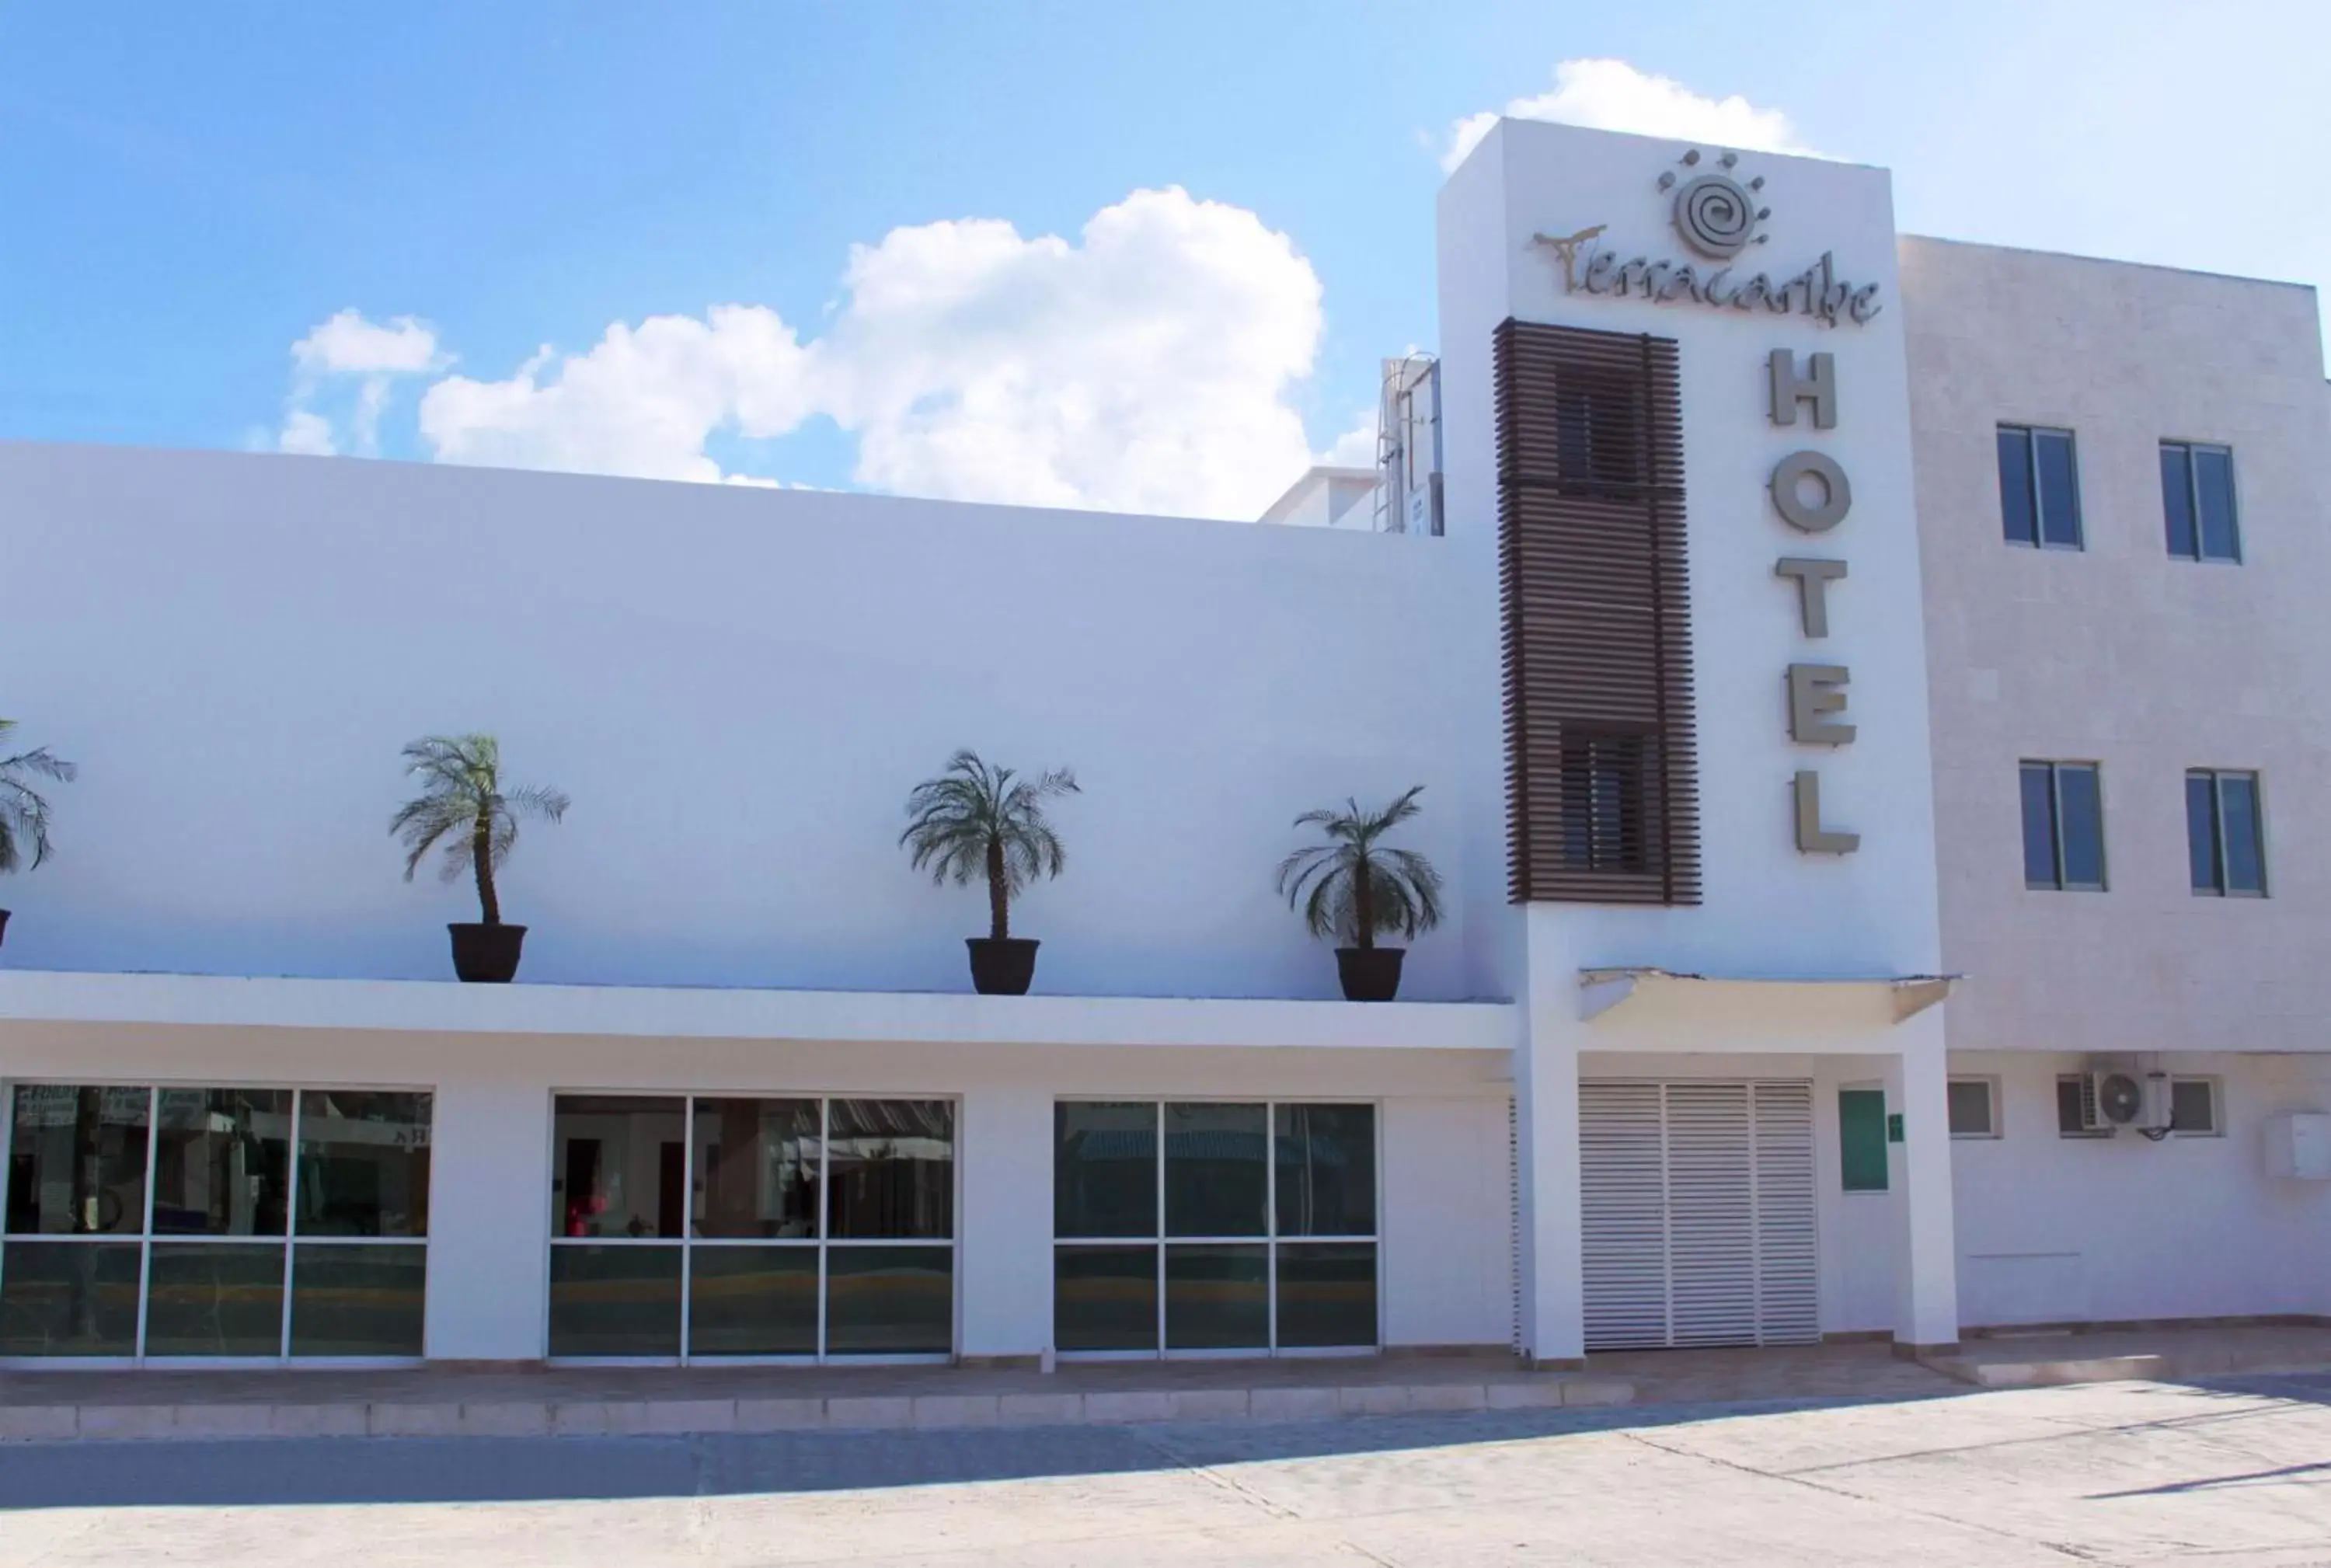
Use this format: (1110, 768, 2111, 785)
(418, 308, 814, 484)
(1315, 409, 1378, 469)
(278, 308, 447, 457)
(1443, 58, 1809, 174)
(334, 187, 1329, 521)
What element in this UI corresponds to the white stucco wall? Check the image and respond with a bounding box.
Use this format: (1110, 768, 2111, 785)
(1949, 1051, 2331, 1326)
(0, 441, 1492, 1002)
(1904, 239, 2331, 1053)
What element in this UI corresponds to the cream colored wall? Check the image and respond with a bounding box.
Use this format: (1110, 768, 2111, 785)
(1904, 238, 2331, 1054)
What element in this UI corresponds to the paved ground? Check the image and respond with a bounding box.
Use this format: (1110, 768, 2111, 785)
(2, 1374, 2328, 1566)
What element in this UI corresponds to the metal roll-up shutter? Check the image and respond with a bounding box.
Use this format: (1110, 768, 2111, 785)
(1580, 1079, 1819, 1350)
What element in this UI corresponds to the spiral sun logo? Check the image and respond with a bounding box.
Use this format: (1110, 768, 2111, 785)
(1657, 149, 1770, 261)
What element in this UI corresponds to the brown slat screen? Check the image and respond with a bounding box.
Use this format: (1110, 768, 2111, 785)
(1496, 318, 1699, 905)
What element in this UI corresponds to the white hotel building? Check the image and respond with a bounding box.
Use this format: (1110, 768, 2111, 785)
(1, 119, 2326, 1371)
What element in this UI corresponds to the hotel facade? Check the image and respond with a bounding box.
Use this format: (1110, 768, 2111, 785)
(1, 119, 2326, 1371)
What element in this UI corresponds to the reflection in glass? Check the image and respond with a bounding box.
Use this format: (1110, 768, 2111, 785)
(1274, 1105, 1376, 1237)
(2195, 448, 2239, 560)
(1996, 429, 2036, 545)
(827, 1100, 953, 1240)
(692, 1099, 818, 1239)
(2221, 774, 2265, 894)
(296, 1091, 432, 1238)
(152, 1089, 291, 1237)
(145, 1242, 287, 1356)
(1164, 1244, 1267, 1350)
(552, 1096, 687, 1239)
(290, 1242, 426, 1357)
(2187, 772, 2221, 892)
(5, 1085, 152, 1235)
(1054, 1103, 1157, 1239)
(2055, 766, 2105, 890)
(2162, 444, 2197, 557)
(548, 1243, 682, 1357)
(0, 1241, 141, 1355)
(824, 1246, 952, 1354)
(2035, 430, 2081, 548)
(688, 1245, 818, 1356)
(1276, 1243, 1378, 1348)
(1054, 1245, 1159, 1352)
(1163, 1104, 1266, 1238)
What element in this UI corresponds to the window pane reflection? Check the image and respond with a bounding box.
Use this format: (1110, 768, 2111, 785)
(1274, 1105, 1376, 1236)
(553, 1096, 686, 1239)
(825, 1246, 952, 1354)
(5, 1086, 151, 1235)
(692, 1099, 818, 1239)
(548, 1243, 681, 1357)
(290, 1242, 426, 1357)
(296, 1091, 432, 1239)
(153, 1089, 292, 1237)
(1164, 1244, 1267, 1350)
(688, 1246, 818, 1356)
(145, 1242, 287, 1356)
(1055, 1103, 1155, 1239)
(0, 1240, 141, 1355)
(1276, 1244, 1378, 1348)
(1054, 1244, 1159, 1352)
(1163, 1103, 1267, 1238)
(827, 1099, 953, 1240)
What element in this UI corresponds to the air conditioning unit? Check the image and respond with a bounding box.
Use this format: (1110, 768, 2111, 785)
(2079, 1068, 2172, 1135)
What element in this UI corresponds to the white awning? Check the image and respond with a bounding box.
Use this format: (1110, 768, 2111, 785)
(1577, 967, 1958, 1025)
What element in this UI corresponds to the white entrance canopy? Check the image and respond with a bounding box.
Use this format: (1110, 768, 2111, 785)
(1576, 967, 1958, 1027)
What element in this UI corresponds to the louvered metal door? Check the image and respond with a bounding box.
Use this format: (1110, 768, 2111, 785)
(1579, 1079, 1818, 1350)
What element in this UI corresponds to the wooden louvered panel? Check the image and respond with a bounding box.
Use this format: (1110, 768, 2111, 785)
(1496, 317, 1699, 906)
(1579, 1082, 1669, 1350)
(1751, 1082, 1821, 1345)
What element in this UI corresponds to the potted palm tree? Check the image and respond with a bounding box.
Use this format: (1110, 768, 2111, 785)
(0, 720, 75, 950)
(901, 748, 1078, 995)
(392, 733, 569, 983)
(1275, 786, 1444, 1002)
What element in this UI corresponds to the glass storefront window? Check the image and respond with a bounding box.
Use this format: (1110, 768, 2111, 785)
(1054, 1102, 1155, 1239)
(1053, 1101, 1378, 1357)
(5, 1085, 152, 1235)
(549, 1094, 956, 1362)
(0, 1085, 434, 1361)
(1163, 1103, 1267, 1238)
(692, 1099, 818, 1239)
(552, 1096, 687, 1239)
(295, 1091, 432, 1239)
(827, 1099, 953, 1240)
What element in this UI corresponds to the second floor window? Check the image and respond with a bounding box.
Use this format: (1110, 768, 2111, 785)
(2162, 441, 2240, 562)
(1997, 426, 2081, 549)
(2186, 769, 2266, 896)
(2020, 761, 2105, 890)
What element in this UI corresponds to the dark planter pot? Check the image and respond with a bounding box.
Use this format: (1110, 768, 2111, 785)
(966, 936, 1040, 996)
(1336, 946, 1406, 1002)
(449, 922, 527, 984)
(0, 909, 10, 950)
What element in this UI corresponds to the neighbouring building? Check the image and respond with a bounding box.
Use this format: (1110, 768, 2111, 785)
(1, 118, 2326, 1371)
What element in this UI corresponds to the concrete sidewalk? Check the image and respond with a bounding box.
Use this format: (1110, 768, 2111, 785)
(0, 1350, 1629, 1442)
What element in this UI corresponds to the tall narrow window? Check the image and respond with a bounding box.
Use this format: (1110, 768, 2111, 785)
(2162, 441, 2240, 562)
(1559, 727, 1650, 873)
(2187, 769, 2267, 896)
(1998, 426, 2082, 549)
(1838, 1089, 1888, 1193)
(2019, 761, 2106, 890)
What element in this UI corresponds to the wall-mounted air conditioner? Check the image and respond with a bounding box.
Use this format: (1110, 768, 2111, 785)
(2078, 1067, 2172, 1135)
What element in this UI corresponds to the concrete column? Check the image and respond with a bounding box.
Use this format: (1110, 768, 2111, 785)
(424, 1069, 550, 1362)
(956, 1082, 1052, 1364)
(1514, 907, 1587, 1367)
(1883, 1016, 1960, 1354)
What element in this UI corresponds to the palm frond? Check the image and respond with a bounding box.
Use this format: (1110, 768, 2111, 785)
(899, 750, 1077, 908)
(0, 728, 77, 874)
(1275, 786, 1442, 945)
(391, 732, 563, 902)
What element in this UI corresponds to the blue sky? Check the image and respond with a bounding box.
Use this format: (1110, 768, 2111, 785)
(2, 1, 2323, 517)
